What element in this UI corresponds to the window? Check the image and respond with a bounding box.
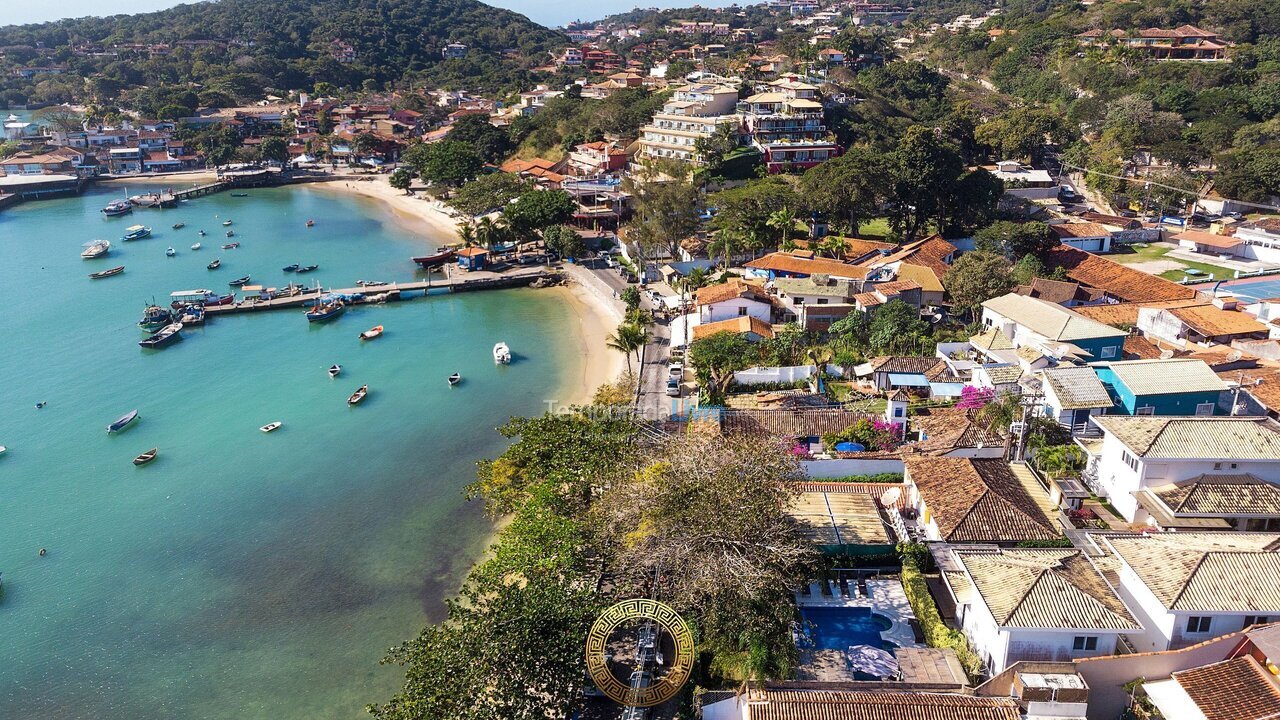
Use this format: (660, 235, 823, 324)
(793, 297, 804, 305)
(1186, 616, 1212, 634)
(1136, 406, 1156, 416)
(1195, 402, 1215, 416)
(1072, 636, 1098, 651)
(737, 307, 748, 316)
(1244, 616, 1271, 627)
(1213, 462, 1239, 470)
(1100, 346, 1118, 359)
(816, 298, 828, 305)
(1121, 450, 1140, 472)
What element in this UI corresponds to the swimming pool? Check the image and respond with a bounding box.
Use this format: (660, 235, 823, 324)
(1193, 276, 1280, 301)
(798, 606, 895, 651)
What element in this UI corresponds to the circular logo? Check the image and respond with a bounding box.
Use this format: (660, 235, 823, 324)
(585, 599, 695, 707)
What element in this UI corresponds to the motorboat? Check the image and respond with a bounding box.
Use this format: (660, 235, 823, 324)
(347, 384, 369, 406)
(172, 222, 185, 230)
(231, 193, 248, 197)
(222, 220, 233, 226)
(260, 421, 283, 433)
(191, 242, 201, 250)
(328, 364, 342, 378)
(447, 372, 461, 387)
(122, 225, 152, 241)
(306, 220, 315, 227)
(225, 230, 235, 237)
(228, 275, 251, 287)
(89, 265, 125, 279)
(356, 280, 388, 287)
(107, 409, 139, 434)
(138, 305, 173, 330)
(306, 299, 345, 323)
(102, 200, 133, 216)
(359, 325, 384, 341)
(166, 247, 176, 257)
(282, 264, 300, 272)
(296, 265, 318, 274)
(203, 292, 235, 306)
(198, 230, 206, 236)
(0, 446, 6, 456)
(207, 259, 221, 270)
(493, 342, 512, 364)
(222, 242, 239, 249)
(412, 248, 456, 269)
(81, 240, 111, 259)
(138, 323, 183, 349)
(133, 448, 158, 465)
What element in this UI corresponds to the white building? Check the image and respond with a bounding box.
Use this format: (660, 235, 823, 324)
(1078, 415, 1280, 523)
(638, 83, 740, 165)
(1098, 533, 1280, 653)
(942, 547, 1140, 675)
(981, 293, 1127, 363)
(693, 279, 772, 324)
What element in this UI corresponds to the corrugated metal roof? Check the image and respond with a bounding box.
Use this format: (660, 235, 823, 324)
(1099, 359, 1229, 396)
(982, 293, 1127, 342)
(1043, 366, 1112, 409)
(1092, 416, 1280, 459)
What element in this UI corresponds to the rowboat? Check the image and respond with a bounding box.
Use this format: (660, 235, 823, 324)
(348, 384, 368, 406)
(191, 242, 201, 250)
(359, 325, 384, 341)
(306, 220, 315, 227)
(282, 264, 299, 272)
(138, 323, 183, 349)
(228, 275, 251, 286)
(172, 222, 185, 229)
(207, 259, 221, 269)
(328, 364, 342, 378)
(447, 372, 461, 387)
(493, 342, 511, 364)
(89, 266, 125, 279)
(412, 248, 456, 268)
(82, 240, 111, 258)
(260, 421, 283, 433)
(296, 265, 318, 273)
(133, 448, 158, 466)
(222, 220, 233, 226)
(165, 247, 176, 257)
(222, 242, 239, 249)
(107, 409, 139, 434)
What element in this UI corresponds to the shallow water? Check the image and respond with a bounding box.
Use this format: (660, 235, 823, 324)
(0, 183, 584, 717)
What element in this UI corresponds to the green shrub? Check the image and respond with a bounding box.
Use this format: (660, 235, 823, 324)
(1015, 537, 1073, 549)
(900, 558, 984, 681)
(814, 473, 905, 484)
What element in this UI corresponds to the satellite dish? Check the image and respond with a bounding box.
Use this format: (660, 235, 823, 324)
(881, 487, 901, 506)
(1228, 350, 1243, 363)
(1159, 349, 1175, 360)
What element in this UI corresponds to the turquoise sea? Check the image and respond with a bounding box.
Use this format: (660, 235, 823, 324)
(0, 182, 587, 718)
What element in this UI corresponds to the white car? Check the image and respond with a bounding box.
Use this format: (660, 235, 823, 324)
(668, 362, 683, 378)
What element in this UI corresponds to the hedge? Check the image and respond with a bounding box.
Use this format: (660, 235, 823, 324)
(815, 473, 905, 484)
(900, 558, 985, 681)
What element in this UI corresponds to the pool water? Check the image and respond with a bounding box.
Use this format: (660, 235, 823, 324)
(799, 606, 894, 651)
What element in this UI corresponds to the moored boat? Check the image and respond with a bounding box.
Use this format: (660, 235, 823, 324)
(306, 298, 345, 323)
(138, 323, 183, 349)
(221, 242, 239, 249)
(133, 448, 158, 465)
(225, 230, 235, 237)
(412, 248, 456, 268)
(207, 259, 221, 270)
(306, 220, 315, 227)
(122, 225, 152, 241)
(359, 325, 384, 341)
(296, 265, 318, 273)
(260, 421, 282, 433)
(165, 247, 176, 257)
(107, 409, 140, 434)
(138, 304, 173, 330)
(172, 222, 185, 230)
(493, 342, 511, 364)
(101, 200, 132, 216)
(222, 220, 233, 226)
(89, 265, 125, 279)
(198, 229, 206, 236)
(228, 275, 251, 287)
(191, 242, 201, 250)
(328, 364, 341, 378)
(81, 240, 111, 259)
(282, 264, 299, 272)
(231, 193, 248, 198)
(347, 384, 368, 405)
(448, 372, 461, 387)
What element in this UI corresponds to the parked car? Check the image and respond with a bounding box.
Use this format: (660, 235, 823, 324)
(666, 378, 681, 396)
(668, 362, 683, 378)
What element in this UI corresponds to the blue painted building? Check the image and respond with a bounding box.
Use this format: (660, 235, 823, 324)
(456, 246, 489, 271)
(1091, 359, 1228, 416)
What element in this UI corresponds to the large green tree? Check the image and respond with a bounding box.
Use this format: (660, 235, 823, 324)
(404, 140, 482, 186)
(799, 148, 889, 235)
(943, 251, 1015, 316)
(502, 189, 576, 235)
(973, 221, 1059, 260)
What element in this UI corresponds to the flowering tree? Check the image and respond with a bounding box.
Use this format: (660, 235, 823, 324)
(955, 385, 994, 410)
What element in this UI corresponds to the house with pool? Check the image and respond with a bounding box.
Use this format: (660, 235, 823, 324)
(903, 457, 1061, 545)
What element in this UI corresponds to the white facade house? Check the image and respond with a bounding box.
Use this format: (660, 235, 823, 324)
(638, 83, 740, 165)
(693, 279, 773, 324)
(1078, 416, 1280, 523)
(981, 293, 1127, 363)
(943, 548, 1140, 675)
(1098, 533, 1280, 653)
(1223, 218, 1280, 264)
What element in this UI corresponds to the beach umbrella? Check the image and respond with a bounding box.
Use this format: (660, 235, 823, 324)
(846, 644, 898, 678)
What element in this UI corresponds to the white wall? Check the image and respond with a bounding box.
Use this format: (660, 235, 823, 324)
(732, 363, 843, 385)
(700, 297, 771, 323)
(802, 458, 905, 476)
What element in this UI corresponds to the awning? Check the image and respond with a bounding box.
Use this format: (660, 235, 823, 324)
(929, 382, 967, 397)
(887, 373, 930, 387)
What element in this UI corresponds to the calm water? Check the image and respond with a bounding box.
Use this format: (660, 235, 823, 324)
(0, 183, 586, 718)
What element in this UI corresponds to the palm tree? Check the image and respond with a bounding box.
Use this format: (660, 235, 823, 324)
(818, 235, 847, 259)
(976, 391, 1023, 435)
(707, 229, 747, 270)
(806, 346, 836, 394)
(767, 207, 797, 246)
(605, 322, 651, 373)
(474, 216, 510, 250)
(456, 222, 478, 248)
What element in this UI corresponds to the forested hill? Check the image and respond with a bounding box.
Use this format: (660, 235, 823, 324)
(0, 0, 566, 104)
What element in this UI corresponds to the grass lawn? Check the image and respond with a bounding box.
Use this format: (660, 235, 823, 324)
(856, 217, 892, 239)
(1107, 243, 1234, 282)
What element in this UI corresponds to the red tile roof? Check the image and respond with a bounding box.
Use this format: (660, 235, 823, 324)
(694, 278, 770, 306)
(746, 252, 869, 279)
(1172, 656, 1280, 720)
(1043, 246, 1199, 303)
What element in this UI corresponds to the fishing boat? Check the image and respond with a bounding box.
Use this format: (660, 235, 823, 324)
(138, 323, 183, 349)
(306, 220, 315, 228)
(447, 373, 461, 387)
(107, 409, 140, 434)
(101, 199, 132, 216)
(296, 264, 318, 274)
(260, 421, 283, 433)
(359, 325, 384, 341)
(493, 342, 512, 364)
(225, 230, 235, 237)
(228, 275, 251, 287)
(356, 280, 388, 287)
(138, 305, 173, 330)
(412, 248, 456, 269)
(282, 264, 299, 272)
(133, 448, 158, 465)
(191, 242, 201, 250)
(122, 225, 152, 241)
(347, 384, 368, 406)
(81, 240, 111, 259)
(306, 298, 345, 323)
(172, 222, 185, 230)
(222, 242, 239, 249)
(207, 259, 221, 270)
(89, 265, 125, 279)
(328, 364, 342, 378)
(222, 220, 233, 226)
(203, 292, 235, 306)
(165, 247, 176, 257)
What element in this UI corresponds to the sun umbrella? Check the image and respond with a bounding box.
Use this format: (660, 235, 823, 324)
(846, 644, 898, 678)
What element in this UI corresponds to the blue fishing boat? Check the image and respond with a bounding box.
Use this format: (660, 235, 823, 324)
(122, 225, 152, 241)
(101, 199, 132, 217)
(138, 305, 173, 331)
(282, 264, 300, 272)
(305, 299, 345, 323)
(107, 409, 140, 434)
(138, 323, 183, 349)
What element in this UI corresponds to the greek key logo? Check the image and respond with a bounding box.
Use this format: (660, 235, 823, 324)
(585, 599, 695, 707)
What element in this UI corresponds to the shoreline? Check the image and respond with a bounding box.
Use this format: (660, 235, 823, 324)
(304, 177, 464, 242)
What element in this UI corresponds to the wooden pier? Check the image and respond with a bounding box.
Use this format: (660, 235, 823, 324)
(201, 266, 556, 316)
(172, 182, 227, 200)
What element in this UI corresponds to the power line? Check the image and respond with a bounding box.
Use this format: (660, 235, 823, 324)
(1059, 161, 1280, 213)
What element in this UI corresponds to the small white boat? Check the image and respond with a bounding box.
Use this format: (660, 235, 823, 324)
(493, 342, 512, 364)
(328, 364, 341, 378)
(222, 220, 233, 227)
(260, 421, 283, 433)
(166, 247, 176, 257)
(81, 240, 111, 259)
(447, 372, 461, 387)
(191, 242, 202, 250)
(359, 325, 384, 341)
(0, 445, 7, 456)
